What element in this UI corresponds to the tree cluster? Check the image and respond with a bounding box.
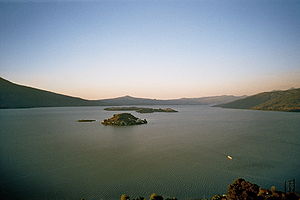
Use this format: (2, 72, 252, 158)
(120, 193, 177, 200)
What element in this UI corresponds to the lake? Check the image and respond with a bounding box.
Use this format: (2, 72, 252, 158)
(0, 105, 299, 200)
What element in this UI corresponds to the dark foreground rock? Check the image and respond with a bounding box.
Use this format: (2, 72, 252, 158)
(101, 113, 147, 126)
(118, 178, 300, 200)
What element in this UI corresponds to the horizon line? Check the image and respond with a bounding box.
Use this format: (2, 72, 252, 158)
(2, 76, 299, 101)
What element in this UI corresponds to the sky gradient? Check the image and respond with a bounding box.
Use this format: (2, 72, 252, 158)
(1, 0, 300, 99)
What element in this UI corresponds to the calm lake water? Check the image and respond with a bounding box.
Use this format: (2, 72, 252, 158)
(0, 105, 300, 200)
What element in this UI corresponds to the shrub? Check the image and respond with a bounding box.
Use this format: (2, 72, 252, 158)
(211, 194, 223, 200)
(150, 193, 164, 200)
(227, 178, 259, 200)
(121, 194, 130, 200)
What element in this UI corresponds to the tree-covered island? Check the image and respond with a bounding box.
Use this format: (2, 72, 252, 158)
(101, 113, 147, 126)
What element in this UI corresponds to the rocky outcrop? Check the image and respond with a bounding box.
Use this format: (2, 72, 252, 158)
(101, 113, 147, 126)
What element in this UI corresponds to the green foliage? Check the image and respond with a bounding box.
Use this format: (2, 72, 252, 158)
(121, 194, 130, 200)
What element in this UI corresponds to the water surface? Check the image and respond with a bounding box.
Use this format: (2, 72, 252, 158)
(0, 105, 299, 200)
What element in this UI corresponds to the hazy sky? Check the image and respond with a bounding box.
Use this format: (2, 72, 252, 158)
(1, 0, 300, 99)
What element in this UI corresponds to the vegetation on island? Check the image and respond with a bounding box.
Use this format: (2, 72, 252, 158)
(119, 178, 299, 200)
(77, 119, 96, 122)
(104, 107, 178, 113)
(215, 88, 300, 112)
(101, 113, 147, 126)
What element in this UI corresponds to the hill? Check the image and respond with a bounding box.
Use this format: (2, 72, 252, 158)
(86, 95, 244, 106)
(0, 77, 98, 108)
(0, 77, 244, 108)
(215, 88, 300, 112)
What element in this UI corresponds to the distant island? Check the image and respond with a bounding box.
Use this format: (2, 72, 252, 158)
(215, 88, 300, 112)
(77, 119, 96, 122)
(101, 113, 147, 126)
(104, 107, 178, 113)
(0, 77, 243, 109)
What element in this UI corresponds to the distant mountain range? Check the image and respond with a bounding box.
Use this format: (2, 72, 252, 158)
(0, 77, 244, 109)
(215, 88, 300, 112)
(98, 95, 244, 106)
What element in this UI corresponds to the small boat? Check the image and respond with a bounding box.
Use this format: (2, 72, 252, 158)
(227, 155, 233, 160)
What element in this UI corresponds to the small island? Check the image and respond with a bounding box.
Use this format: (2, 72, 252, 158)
(101, 113, 147, 126)
(77, 119, 96, 122)
(104, 107, 178, 113)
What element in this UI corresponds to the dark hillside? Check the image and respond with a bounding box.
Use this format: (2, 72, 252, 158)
(0, 77, 244, 109)
(0, 77, 95, 108)
(216, 88, 300, 112)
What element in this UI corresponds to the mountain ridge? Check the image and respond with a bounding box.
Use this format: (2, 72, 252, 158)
(0, 77, 244, 109)
(215, 88, 300, 112)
